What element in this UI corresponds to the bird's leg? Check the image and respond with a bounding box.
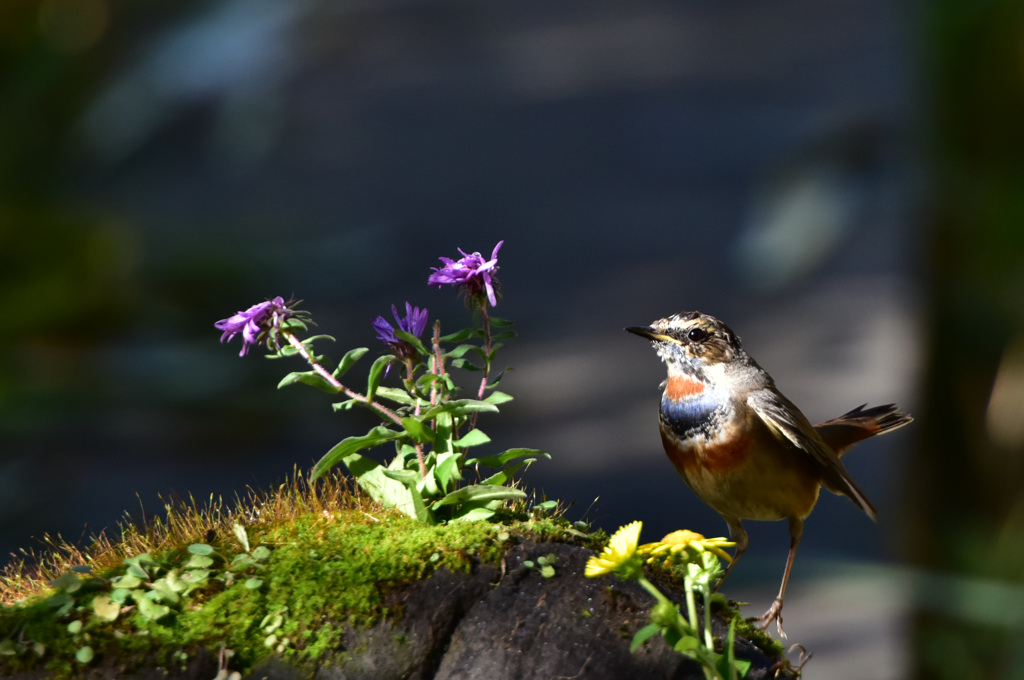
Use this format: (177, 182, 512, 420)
(756, 517, 803, 638)
(714, 518, 748, 593)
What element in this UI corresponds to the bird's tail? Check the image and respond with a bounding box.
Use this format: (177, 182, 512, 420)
(814, 403, 913, 457)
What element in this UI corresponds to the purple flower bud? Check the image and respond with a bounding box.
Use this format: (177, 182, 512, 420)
(373, 302, 429, 360)
(215, 296, 295, 356)
(428, 241, 503, 307)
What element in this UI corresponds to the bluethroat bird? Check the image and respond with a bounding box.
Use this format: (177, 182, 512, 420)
(626, 311, 912, 636)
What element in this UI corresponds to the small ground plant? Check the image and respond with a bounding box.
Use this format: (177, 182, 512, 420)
(213, 240, 548, 523)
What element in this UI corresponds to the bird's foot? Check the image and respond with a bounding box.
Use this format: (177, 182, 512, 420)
(754, 597, 786, 638)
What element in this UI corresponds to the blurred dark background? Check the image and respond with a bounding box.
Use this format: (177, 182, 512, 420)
(2, 0, 1023, 677)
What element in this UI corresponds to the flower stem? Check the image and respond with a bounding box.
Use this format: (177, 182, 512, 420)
(284, 333, 403, 427)
(430, 320, 445, 408)
(404, 359, 427, 479)
(476, 304, 492, 400)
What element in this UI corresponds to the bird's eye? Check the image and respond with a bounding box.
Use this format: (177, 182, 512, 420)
(687, 327, 706, 343)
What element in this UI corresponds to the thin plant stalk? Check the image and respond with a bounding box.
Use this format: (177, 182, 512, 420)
(284, 334, 403, 427)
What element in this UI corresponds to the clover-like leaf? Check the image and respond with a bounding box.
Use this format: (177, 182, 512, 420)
(92, 595, 120, 622)
(113, 573, 143, 589)
(50, 572, 81, 593)
(137, 596, 171, 621)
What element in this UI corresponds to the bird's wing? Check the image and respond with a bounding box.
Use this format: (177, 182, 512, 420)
(747, 389, 877, 520)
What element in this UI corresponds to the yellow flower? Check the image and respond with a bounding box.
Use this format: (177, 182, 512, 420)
(585, 520, 643, 578)
(639, 529, 735, 564)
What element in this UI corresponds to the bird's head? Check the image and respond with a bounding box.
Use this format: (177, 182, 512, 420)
(626, 311, 745, 380)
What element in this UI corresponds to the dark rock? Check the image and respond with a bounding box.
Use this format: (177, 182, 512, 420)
(306, 540, 787, 680)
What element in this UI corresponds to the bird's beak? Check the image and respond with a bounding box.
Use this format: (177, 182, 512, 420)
(625, 326, 675, 343)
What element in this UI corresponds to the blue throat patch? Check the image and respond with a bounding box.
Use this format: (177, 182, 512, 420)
(660, 392, 725, 440)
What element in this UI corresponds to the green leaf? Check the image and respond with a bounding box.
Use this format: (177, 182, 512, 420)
(488, 316, 513, 327)
(374, 386, 418, 405)
(333, 347, 369, 379)
(112, 573, 143, 589)
(433, 411, 453, 455)
(433, 452, 462, 491)
(451, 506, 497, 522)
(311, 426, 404, 480)
(439, 327, 476, 343)
(394, 329, 429, 357)
(479, 464, 516, 487)
(137, 596, 171, 621)
(110, 589, 132, 604)
(443, 343, 477, 359)
(186, 555, 214, 569)
(75, 646, 94, 664)
(148, 578, 181, 604)
(367, 355, 394, 399)
(67, 620, 82, 634)
(245, 578, 264, 590)
(277, 370, 339, 393)
(340, 452, 431, 522)
(630, 623, 662, 653)
(483, 390, 513, 405)
(50, 572, 81, 593)
(401, 417, 435, 445)
(188, 544, 214, 556)
(673, 635, 699, 653)
(126, 564, 149, 580)
(433, 484, 525, 509)
(465, 448, 551, 468)
(92, 595, 120, 622)
(450, 358, 480, 371)
(453, 429, 490, 448)
(301, 334, 335, 346)
(419, 399, 498, 419)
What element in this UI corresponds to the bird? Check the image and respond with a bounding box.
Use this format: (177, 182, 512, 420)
(626, 311, 912, 636)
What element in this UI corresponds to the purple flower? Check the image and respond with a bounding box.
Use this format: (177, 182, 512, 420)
(428, 240, 503, 307)
(373, 302, 429, 360)
(215, 296, 295, 356)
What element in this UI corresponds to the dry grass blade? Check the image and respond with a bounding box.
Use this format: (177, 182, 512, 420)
(0, 469, 370, 605)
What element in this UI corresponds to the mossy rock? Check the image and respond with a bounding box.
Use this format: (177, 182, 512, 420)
(0, 487, 792, 679)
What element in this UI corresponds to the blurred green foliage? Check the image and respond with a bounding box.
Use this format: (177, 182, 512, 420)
(911, 1, 1024, 678)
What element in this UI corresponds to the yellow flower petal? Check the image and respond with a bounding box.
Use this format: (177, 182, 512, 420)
(585, 520, 643, 578)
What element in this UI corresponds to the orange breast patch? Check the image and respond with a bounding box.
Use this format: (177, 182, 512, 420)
(665, 376, 705, 400)
(660, 425, 752, 476)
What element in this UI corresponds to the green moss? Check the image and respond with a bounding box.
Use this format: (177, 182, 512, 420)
(0, 502, 580, 678)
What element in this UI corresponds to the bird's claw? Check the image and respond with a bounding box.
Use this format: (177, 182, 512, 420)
(754, 598, 786, 638)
